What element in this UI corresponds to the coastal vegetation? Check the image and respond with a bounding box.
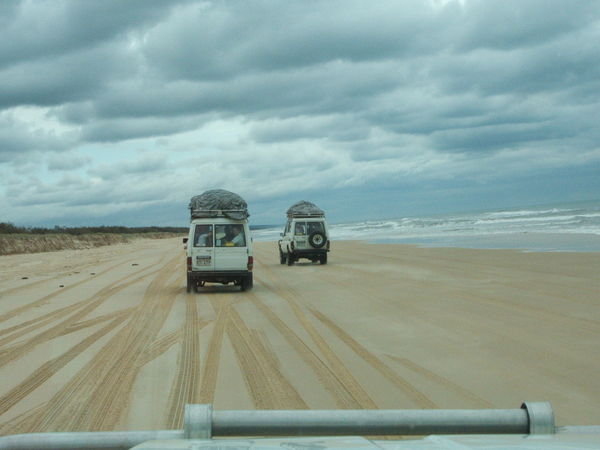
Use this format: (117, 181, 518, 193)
(0, 223, 187, 255)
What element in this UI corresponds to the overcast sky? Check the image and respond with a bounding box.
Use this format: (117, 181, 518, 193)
(1, 0, 599, 227)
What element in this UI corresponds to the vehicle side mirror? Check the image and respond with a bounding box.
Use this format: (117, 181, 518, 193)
(183, 237, 188, 244)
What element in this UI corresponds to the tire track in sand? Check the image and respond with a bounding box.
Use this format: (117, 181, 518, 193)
(0, 299, 88, 339)
(320, 250, 600, 333)
(0, 267, 162, 368)
(0, 403, 47, 435)
(137, 329, 182, 367)
(0, 250, 148, 299)
(310, 308, 437, 409)
(385, 354, 492, 408)
(0, 258, 144, 324)
(197, 296, 233, 404)
(59, 307, 137, 337)
(0, 313, 131, 416)
(0, 305, 135, 352)
(254, 262, 377, 409)
(21, 252, 183, 432)
(165, 291, 208, 430)
(248, 291, 365, 409)
(226, 306, 308, 409)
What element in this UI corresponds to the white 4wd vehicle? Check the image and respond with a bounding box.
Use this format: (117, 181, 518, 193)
(184, 218, 253, 292)
(279, 217, 330, 265)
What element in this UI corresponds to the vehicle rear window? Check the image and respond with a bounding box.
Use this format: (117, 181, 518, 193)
(307, 222, 325, 234)
(295, 221, 324, 235)
(193, 224, 213, 247)
(215, 224, 246, 247)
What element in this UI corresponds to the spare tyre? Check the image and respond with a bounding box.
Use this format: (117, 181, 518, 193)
(308, 231, 326, 249)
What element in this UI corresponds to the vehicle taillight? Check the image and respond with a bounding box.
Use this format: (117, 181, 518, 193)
(187, 256, 192, 271)
(247, 256, 254, 271)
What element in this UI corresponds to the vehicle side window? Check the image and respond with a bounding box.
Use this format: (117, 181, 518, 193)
(194, 224, 213, 247)
(215, 225, 246, 247)
(294, 222, 306, 235)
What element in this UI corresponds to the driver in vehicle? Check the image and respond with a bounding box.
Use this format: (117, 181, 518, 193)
(230, 225, 245, 246)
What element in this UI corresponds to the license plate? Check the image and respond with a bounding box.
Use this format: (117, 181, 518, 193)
(196, 256, 211, 266)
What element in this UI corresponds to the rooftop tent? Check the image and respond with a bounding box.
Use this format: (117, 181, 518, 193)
(286, 201, 325, 218)
(189, 189, 249, 220)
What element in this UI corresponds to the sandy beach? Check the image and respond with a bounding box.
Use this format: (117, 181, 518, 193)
(0, 238, 598, 435)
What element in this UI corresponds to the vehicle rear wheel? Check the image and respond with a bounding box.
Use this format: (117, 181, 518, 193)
(241, 274, 253, 291)
(320, 253, 328, 265)
(186, 276, 192, 293)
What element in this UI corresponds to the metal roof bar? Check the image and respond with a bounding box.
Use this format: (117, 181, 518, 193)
(287, 213, 325, 217)
(190, 209, 247, 212)
(0, 430, 182, 450)
(0, 402, 556, 449)
(207, 402, 554, 437)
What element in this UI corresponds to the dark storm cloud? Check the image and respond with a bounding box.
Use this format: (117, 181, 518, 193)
(80, 116, 204, 142)
(435, 37, 600, 98)
(142, 0, 442, 80)
(454, 0, 599, 51)
(89, 155, 170, 180)
(431, 122, 563, 152)
(0, 44, 130, 108)
(0, 0, 188, 69)
(46, 152, 90, 171)
(87, 59, 399, 121)
(250, 116, 371, 144)
(3, 0, 599, 148)
(8, 167, 170, 208)
(0, 114, 69, 162)
(1, 0, 600, 226)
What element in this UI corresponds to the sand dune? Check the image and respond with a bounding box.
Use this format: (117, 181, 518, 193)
(0, 238, 598, 435)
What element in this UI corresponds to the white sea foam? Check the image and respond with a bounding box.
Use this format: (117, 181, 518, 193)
(251, 201, 600, 251)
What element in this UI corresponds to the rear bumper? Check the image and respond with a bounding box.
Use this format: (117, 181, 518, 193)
(291, 249, 328, 259)
(188, 270, 251, 282)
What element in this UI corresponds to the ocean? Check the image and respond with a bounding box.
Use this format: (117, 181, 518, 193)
(252, 200, 600, 252)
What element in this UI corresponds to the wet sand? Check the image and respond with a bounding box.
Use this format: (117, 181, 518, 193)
(0, 238, 599, 434)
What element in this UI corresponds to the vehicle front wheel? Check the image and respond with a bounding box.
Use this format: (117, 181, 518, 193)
(287, 253, 295, 266)
(279, 250, 287, 264)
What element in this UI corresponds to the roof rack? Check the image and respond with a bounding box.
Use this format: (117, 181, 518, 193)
(190, 209, 248, 219)
(0, 402, 559, 449)
(287, 212, 326, 218)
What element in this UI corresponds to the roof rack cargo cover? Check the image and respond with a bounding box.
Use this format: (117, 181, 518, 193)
(287, 200, 325, 218)
(189, 189, 249, 220)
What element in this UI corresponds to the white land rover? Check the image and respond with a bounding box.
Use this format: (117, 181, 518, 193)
(184, 190, 253, 293)
(278, 201, 330, 265)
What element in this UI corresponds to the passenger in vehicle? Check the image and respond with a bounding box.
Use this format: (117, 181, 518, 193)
(194, 225, 213, 247)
